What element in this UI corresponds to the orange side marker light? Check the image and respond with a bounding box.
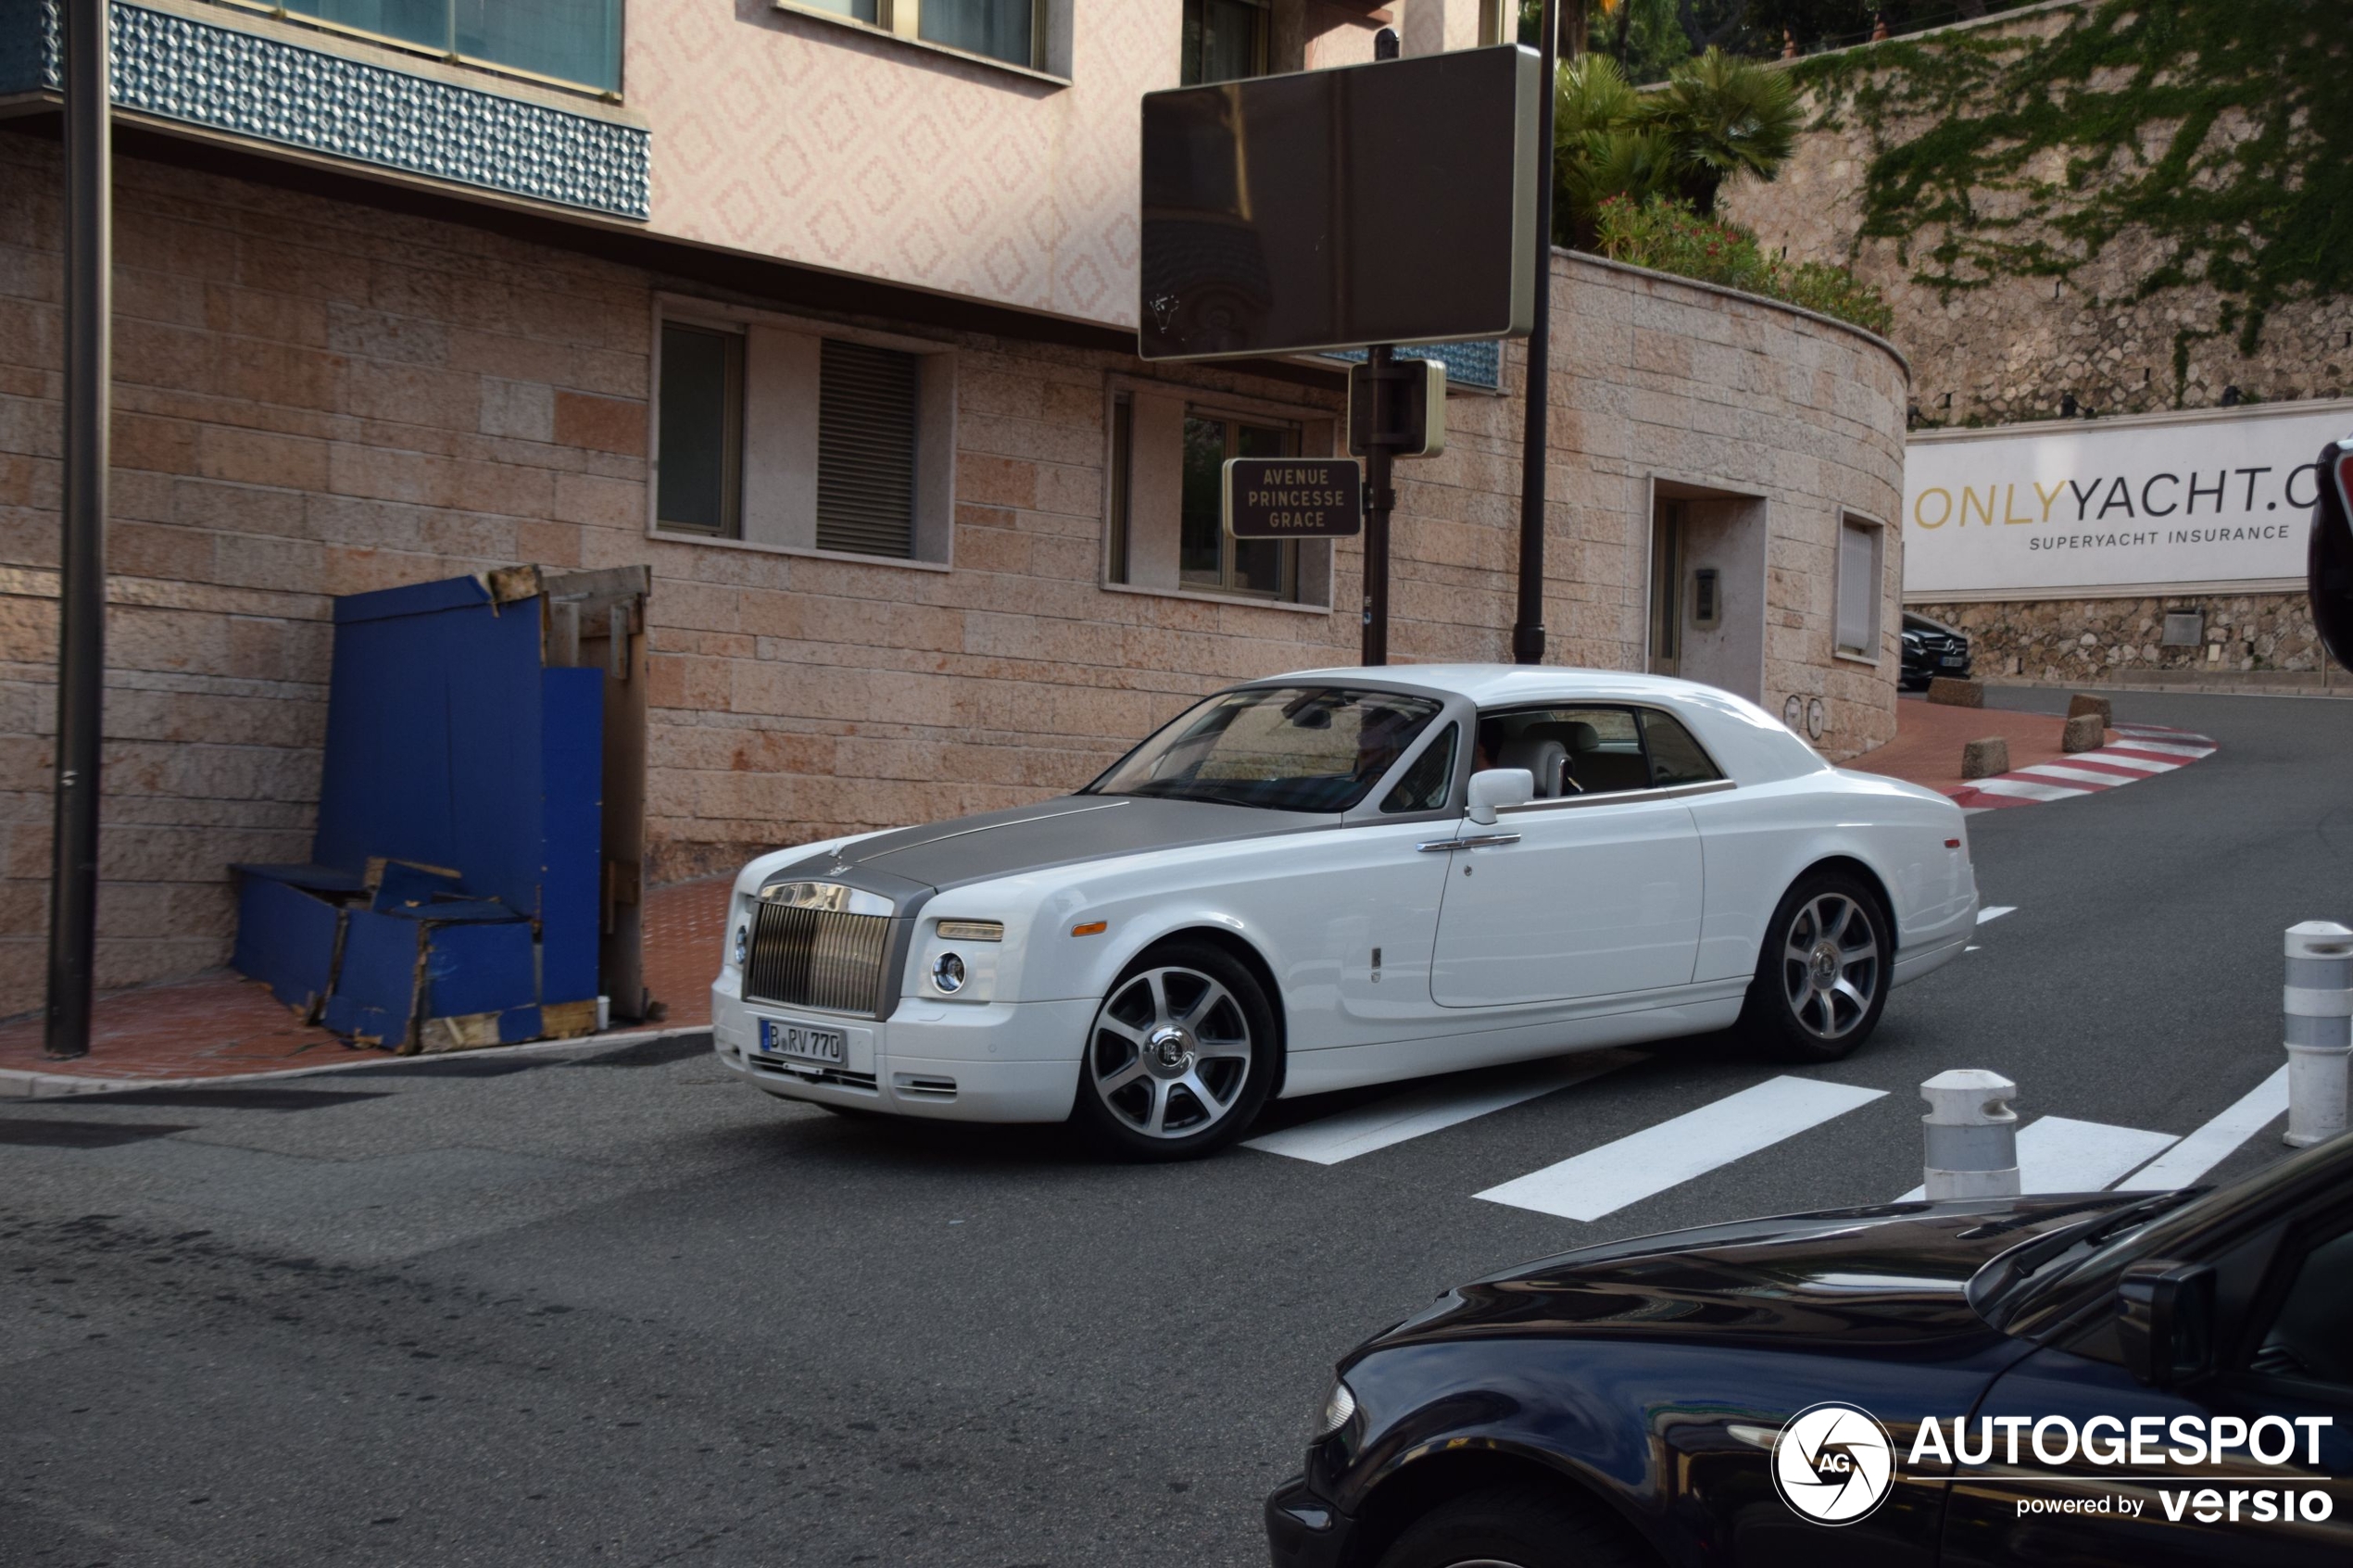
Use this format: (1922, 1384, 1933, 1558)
(1071, 921, 1107, 937)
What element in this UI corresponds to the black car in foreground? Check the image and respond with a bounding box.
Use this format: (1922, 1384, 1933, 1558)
(1900, 612, 1972, 690)
(1267, 1135, 2351, 1568)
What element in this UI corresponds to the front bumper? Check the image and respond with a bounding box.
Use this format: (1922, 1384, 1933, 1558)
(711, 981, 1091, 1123)
(1265, 1474, 1354, 1568)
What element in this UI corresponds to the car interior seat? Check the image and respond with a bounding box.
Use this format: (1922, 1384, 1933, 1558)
(1540, 720, 1650, 794)
(1496, 736, 1568, 799)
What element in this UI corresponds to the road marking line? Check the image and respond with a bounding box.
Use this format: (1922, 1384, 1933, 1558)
(2013, 764, 2128, 787)
(1976, 906, 2016, 924)
(2115, 1067, 2290, 1191)
(1478, 1076, 1886, 1222)
(1244, 1051, 1638, 1164)
(1967, 777, 2093, 801)
(2070, 752, 2177, 773)
(2104, 740, 2215, 759)
(1896, 1115, 2179, 1201)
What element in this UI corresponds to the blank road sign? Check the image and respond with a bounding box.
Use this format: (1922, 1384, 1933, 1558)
(1139, 44, 1541, 362)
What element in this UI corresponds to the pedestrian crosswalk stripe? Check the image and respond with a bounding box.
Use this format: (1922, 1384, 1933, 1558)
(1895, 1115, 2178, 1201)
(1245, 1050, 1639, 1165)
(1476, 1075, 1887, 1223)
(2117, 1067, 2288, 1191)
(1976, 906, 2016, 924)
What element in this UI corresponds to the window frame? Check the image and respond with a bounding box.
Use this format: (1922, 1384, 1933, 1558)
(647, 295, 958, 573)
(217, 0, 627, 97)
(1099, 377, 1337, 616)
(1180, 0, 1271, 86)
(653, 318, 746, 539)
(1475, 701, 1737, 812)
(773, 0, 1072, 84)
(1834, 510, 1889, 665)
(1180, 408, 1302, 602)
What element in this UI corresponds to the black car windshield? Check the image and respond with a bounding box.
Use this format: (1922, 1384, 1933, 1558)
(1086, 686, 1442, 813)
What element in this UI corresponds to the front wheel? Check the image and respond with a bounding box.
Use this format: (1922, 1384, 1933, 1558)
(1375, 1484, 1650, 1568)
(1069, 940, 1276, 1161)
(1737, 872, 1891, 1062)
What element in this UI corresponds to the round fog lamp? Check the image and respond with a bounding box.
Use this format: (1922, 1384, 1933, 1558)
(933, 952, 967, 994)
(733, 924, 749, 967)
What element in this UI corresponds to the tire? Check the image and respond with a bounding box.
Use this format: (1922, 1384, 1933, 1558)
(1737, 870, 1892, 1063)
(1068, 939, 1276, 1161)
(1375, 1483, 1651, 1568)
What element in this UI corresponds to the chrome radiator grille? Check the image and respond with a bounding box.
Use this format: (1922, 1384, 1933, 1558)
(744, 901, 893, 1015)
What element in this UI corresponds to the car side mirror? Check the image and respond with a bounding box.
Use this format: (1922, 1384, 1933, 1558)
(2118, 1260, 2216, 1387)
(1466, 768, 1535, 827)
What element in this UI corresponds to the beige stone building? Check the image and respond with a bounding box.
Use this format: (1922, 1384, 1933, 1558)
(0, 0, 1906, 1017)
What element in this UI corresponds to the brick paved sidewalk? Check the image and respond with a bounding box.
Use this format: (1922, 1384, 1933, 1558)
(1, 875, 732, 1091)
(1846, 696, 2093, 794)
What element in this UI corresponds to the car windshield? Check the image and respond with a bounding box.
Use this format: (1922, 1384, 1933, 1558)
(1086, 686, 1442, 813)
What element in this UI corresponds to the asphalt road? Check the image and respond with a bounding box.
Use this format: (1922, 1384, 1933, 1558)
(5, 687, 2348, 1568)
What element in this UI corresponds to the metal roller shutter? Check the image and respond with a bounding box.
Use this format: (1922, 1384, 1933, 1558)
(816, 339, 919, 558)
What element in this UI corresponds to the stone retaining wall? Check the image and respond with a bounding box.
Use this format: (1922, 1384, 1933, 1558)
(1909, 590, 2322, 683)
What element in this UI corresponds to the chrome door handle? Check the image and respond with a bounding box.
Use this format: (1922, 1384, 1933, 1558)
(1417, 833, 1522, 852)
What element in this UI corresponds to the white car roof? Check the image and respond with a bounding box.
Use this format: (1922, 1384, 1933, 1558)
(1255, 663, 1831, 786)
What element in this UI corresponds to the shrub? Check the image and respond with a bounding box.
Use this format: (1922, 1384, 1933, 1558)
(1592, 194, 1896, 337)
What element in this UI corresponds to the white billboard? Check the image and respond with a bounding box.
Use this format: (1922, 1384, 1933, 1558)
(1902, 400, 2353, 600)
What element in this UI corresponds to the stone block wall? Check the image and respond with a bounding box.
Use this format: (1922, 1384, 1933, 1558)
(0, 133, 1905, 1016)
(1910, 590, 2324, 683)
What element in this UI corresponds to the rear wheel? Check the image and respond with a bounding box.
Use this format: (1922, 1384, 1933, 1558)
(1069, 940, 1275, 1161)
(1738, 871, 1891, 1062)
(1376, 1484, 1651, 1568)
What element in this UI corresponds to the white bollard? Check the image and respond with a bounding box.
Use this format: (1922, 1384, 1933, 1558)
(1920, 1070, 2021, 1199)
(2284, 922, 2353, 1148)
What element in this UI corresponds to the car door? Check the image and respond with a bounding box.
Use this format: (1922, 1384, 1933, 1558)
(1428, 706, 1704, 1008)
(1938, 1206, 2353, 1567)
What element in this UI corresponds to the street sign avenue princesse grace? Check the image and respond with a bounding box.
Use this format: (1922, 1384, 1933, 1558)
(1223, 457, 1364, 540)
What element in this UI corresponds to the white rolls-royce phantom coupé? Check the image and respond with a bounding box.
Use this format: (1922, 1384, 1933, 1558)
(711, 666, 1977, 1159)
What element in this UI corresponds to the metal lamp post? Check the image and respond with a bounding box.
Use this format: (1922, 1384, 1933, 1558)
(1511, 0, 1559, 666)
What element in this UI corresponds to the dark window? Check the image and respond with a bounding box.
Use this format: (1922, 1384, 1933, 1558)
(1480, 708, 1652, 797)
(1382, 723, 1457, 813)
(817, 339, 920, 559)
(1181, 412, 1298, 598)
(1181, 0, 1268, 85)
(2251, 1221, 2353, 1389)
(920, 0, 1036, 67)
(296, 0, 622, 92)
(1089, 687, 1441, 814)
(1641, 711, 1724, 787)
(656, 321, 743, 538)
(1106, 393, 1133, 584)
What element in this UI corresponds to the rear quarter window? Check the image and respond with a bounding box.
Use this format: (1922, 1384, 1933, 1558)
(1641, 711, 1723, 787)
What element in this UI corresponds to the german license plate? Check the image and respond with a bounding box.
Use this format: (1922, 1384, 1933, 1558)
(759, 1019, 845, 1066)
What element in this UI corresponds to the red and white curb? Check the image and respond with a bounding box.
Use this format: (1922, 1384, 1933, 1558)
(1948, 723, 2218, 811)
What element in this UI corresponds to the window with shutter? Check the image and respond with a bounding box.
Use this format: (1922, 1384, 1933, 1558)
(1836, 518, 1881, 656)
(816, 339, 920, 560)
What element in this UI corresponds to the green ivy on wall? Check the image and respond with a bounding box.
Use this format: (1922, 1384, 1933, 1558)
(1793, 0, 2350, 358)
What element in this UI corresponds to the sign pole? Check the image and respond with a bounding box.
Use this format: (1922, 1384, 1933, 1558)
(46, 0, 109, 1061)
(1512, 0, 1559, 666)
(1362, 342, 1395, 667)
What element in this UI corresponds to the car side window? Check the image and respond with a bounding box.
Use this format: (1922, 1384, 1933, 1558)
(1381, 723, 1456, 813)
(1640, 711, 1723, 787)
(2249, 1221, 2353, 1389)
(1485, 708, 1650, 797)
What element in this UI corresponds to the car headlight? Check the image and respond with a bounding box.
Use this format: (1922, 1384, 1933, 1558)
(733, 924, 749, 968)
(932, 952, 967, 994)
(1311, 1377, 1357, 1441)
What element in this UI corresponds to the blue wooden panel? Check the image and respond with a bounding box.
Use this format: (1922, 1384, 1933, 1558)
(231, 874, 342, 1012)
(422, 919, 536, 1020)
(322, 908, 423, 1044)
(332, 574, 494, 626)
(537, 666, 604, 1006)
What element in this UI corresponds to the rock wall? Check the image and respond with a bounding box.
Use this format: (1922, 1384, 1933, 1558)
(1721, 1, 2353, 429)
(1909, 591, 2324, 683)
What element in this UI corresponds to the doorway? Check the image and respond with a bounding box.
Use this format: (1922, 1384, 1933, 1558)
(1645, 481, 1767, 703)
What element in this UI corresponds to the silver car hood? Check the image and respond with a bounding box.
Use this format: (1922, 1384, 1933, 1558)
(767, 795, 1332, 895)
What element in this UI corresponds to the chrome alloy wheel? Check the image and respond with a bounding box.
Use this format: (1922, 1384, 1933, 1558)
(1780, 892, 1881, 1041)
(1087, 965, 1253, 1139)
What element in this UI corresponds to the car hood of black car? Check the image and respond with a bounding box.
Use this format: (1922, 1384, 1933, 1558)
(1380, 1197, 2138, 1352)
(765, 794, 1331, 894)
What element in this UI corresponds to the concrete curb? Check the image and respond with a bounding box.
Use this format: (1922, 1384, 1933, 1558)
(0, 1023, 715, 1100)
